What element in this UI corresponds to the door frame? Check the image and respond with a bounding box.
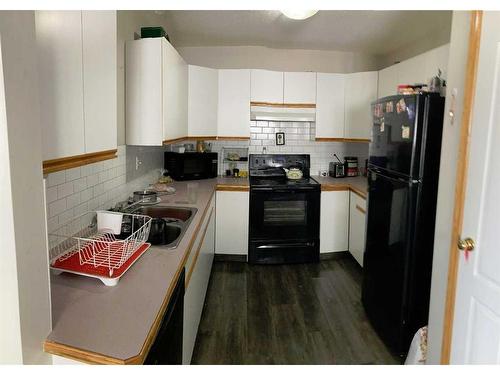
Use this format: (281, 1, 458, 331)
(440, 10, 483, 364)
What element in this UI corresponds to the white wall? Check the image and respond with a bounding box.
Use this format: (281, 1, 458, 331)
(176, 45, 380, 73)
(0, 11, 51, 364)
(426, 11, 470, 365)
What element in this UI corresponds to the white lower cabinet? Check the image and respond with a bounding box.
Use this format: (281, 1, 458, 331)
(183, 197, 216, 364)
(320, 191, 349, 253)
(215, 191, 249, 256)
(348, 191, 367, 266)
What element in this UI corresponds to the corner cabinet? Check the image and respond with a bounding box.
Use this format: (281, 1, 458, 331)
(217, 69, 251, 139)
(348, 191, 367, 267)
(215, 190, 249, 256)
(126, 37, 188, 146)
(344, 71, 378, 141)
(36, 11, 117, 172)
(320, 190, 349, 253)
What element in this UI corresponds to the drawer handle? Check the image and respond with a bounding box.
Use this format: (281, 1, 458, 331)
(356, 204, 366, 214)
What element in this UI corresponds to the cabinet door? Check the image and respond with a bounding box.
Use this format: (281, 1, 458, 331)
(250, 69, 283, 103)
(283, 72, 316, 104)
(344, 71, 378, 140)
(125, 38, 163, 145)
(399, 52, 427, 86)
(36, 11, 85, 160)
(378, 64, 400, 98)
(188, 65, 218, 137)
(217, 69, 251, 138)
(163, 39, 188, 141)
(82, 11, 117, 153)
(215, 191, 249, 255)
(320, 191, 349, 253)
(349, 191, 367, 267)
(183, 202, 215, 364)
(423, 44, 450, 82)
(316, 73, 345, 139)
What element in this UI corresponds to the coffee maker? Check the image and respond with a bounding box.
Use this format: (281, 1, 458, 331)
(329, 154, 345, 178)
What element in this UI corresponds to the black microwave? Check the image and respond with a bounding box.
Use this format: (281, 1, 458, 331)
(164, 152, 218, 181)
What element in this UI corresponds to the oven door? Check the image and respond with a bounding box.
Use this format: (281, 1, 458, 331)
(249, 187, 320, 241)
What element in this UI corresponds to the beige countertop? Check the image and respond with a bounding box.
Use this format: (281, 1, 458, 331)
(44, 175, 365, 364)
(313, 175, 368, 198)
(45, 178, 222, 364)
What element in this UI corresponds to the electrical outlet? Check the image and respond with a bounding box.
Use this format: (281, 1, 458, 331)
(135, 156, 142, 170)
(319, 170, 328, 177)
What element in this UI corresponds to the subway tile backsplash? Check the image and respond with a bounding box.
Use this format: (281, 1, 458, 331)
(44, 145, 164, 250)
(191, 121, 369, 176)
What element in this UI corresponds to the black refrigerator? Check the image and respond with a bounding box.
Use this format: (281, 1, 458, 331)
(362, 93, 445, 355)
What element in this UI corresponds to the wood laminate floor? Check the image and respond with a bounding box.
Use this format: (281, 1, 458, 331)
(191, 255, 401, 365)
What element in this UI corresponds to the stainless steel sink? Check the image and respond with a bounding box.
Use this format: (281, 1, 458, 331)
(131, 206, 197, 249)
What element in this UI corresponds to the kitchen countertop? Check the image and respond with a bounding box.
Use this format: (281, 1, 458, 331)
(44, 175, 365, 364)
(45, 178, 223, 364)
(313, 175, 368, 198)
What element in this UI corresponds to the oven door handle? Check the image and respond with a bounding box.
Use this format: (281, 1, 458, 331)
(256, 242, 315, 249)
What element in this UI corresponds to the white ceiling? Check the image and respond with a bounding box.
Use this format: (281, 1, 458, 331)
(162, 10, 452, 56)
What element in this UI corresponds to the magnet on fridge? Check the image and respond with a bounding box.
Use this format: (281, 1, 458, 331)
(381, 121, 385, 133)
(402, 125, 410, 139)
(386, 101, 393, 113)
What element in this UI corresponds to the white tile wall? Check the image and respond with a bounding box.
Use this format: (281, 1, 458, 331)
(178, 121, 369, 176)
(44, 145, 164, 254)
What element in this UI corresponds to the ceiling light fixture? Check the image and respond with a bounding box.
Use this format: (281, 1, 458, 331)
(281, 10, 318, 20)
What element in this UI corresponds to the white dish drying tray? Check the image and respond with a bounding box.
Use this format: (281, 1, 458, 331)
(49, 211, 152, 286)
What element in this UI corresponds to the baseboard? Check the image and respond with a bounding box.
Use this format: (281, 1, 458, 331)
(320, 251, 350, 260)
(214, 254, 248, 262)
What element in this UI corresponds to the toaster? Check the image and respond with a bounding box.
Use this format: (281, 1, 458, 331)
(329, 162, 345, 178)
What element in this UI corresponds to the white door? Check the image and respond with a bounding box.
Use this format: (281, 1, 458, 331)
(451, 12, 500, 364)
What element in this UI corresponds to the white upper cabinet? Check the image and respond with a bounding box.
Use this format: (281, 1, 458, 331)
(344, 71, 378, 140)
(283, 72, 317, 104)
(188, 65, 218, 137)
(36, 11, 117, 161)
(163, 41, 188, 141)
(217, 69, 251, 138)
(126, 37, 188, 145)
(377, 44, 450, 99)
(36, 11, 85, 160)
(250, 69, 284, 103)
(377, 64, 400, 98)
(82, 11, 117, 154)
(315, 73, 345, 139)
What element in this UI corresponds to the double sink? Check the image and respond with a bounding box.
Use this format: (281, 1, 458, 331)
(130, 206, 198, 249)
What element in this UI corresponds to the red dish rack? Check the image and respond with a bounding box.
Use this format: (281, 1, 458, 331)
(49, 212, 152, 286)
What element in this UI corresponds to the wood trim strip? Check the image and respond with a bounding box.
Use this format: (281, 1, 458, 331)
(42, 149, 117, 175)
(216, 185, 250, 192)
(215, 136, 250, 141)
(186, 207, 215, 287)
(321, 184, 349, 192)
(250, 101, 316, 109)
(441, 10, 483, 365)
(315, 137, 371, 143)
(44, 340, 125, 365)
(44, 190, 217, 365)
(163, 136, 250, 145)
(350, 186, 367, 200)
(355, 204, 366, 214)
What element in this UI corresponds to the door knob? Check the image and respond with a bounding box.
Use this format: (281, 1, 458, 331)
(458, 237, 475, 252)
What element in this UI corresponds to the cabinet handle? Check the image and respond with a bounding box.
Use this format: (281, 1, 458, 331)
(356, 204, 366, 214)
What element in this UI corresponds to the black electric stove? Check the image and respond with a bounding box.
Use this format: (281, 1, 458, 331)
(248, 154, 320, 264)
